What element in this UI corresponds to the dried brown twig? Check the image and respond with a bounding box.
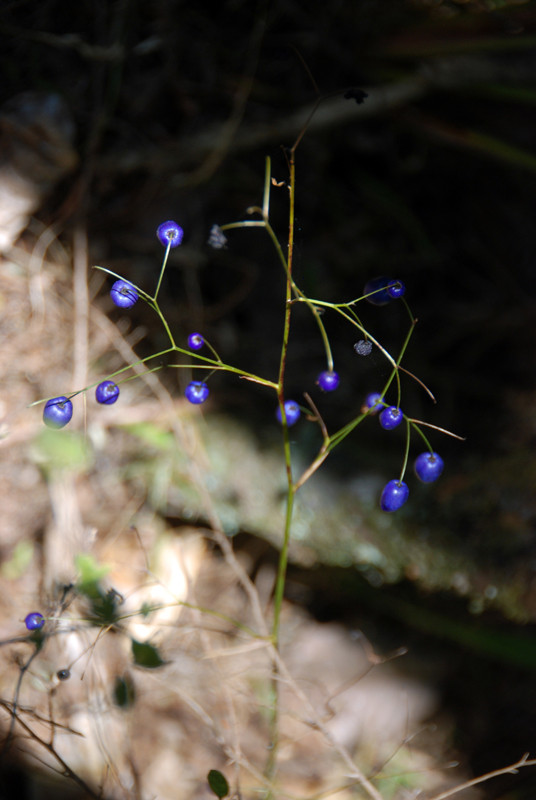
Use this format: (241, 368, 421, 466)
(429, 752, 536, 800)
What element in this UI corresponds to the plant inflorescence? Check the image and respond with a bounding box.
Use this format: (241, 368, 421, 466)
(37, 164, 458, 514)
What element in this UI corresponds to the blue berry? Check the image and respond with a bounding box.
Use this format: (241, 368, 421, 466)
(25, 612, 45, 631)
(157, 220, 184, 248)
(43, 396, 73, 429)
(363, 392, 384, 415)
(111, 280, 138, 309)
(387, 279, 405, 299)
(414, 452, 444, 483)
(364, 276, 393, 306)
(185, 381, 209, 405)
(379, 406, 404, 430)
(96, 381, 119, 405)
(57, 668, 71, 681)
(188, 332, 204, 351)
(380, 480, 409, 512)
(317, 371, 340, 392)
(276, 400, 300, 427)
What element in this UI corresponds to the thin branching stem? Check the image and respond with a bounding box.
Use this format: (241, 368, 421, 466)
(0, 700, 101, 799)
(428, 754, 536, 800)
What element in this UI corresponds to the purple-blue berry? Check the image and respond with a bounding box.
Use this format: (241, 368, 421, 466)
(379, 406, 404, 430)
(188, 332, 204, 351)
(414, 452, 444, 483)
(157, 220, 184, 248)
(276, 400, 301, 427)
(110, 280, 138, 309)
(380, 480, 409, 512)
(387, 279, 405, 299)
(25, 612, 45, 631)
(43, 396, 73, 429)
(364, 277, 405, 305)
(363, 392, 384, 415)
(185, 381, 209, 405)
(96, 381, 120, 405)
(364, 276, 393, 306)
(317, 371, 340, 392)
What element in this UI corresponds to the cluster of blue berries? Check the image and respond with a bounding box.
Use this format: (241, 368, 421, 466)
(109, 224, 212, 411)
(275, 371, 340, 428)
(380, 453, 444, 511)
(366, 391, 444, 510)
(278, 384, 444, 512)
(185, 332, 210, 405)
(40, 212, 444, 517)
(42, 221, 188, 428)
(271, 267, 444, 514)
(42, 380, 120, 428)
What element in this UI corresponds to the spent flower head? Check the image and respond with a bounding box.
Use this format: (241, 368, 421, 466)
(207, 224, 228, 250)
(354, 339, 373, 356)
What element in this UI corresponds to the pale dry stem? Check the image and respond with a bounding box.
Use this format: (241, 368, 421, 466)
(428, 753, 536, 800)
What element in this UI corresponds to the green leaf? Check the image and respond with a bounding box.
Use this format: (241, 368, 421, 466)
(122, 422, 174, 451)
(1, 540, 34, 579)
(131, 639, 166, 668)
(75, 553, 111, 587)
(74, 555, 123, 625)
(207, 770, 229, 798)
(32, 429, 93, 473)
(113, 674, 136, 708)
(75, 553, 111, 604)
(140, 602, 153, 618)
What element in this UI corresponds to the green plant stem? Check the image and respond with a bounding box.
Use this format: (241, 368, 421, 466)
(264, 218, 334, 371)
(327, 320, 416, 452)
(150, 300, 177, 348)
(168, 361, 277, 389)
(264, 479, 294, 787)
(264, 155, 297, 796)
(399, 417, 411, 482)
(222, 175, 335, 373)
(153, 243, 171, 303)
(119, 601, 262, 640)
(204, 339, 222, 362)
(31, 347, 278, 409)
(411, 420, 435, 453)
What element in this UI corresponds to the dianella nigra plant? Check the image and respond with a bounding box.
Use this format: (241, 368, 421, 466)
(32, 101, 464, 797)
